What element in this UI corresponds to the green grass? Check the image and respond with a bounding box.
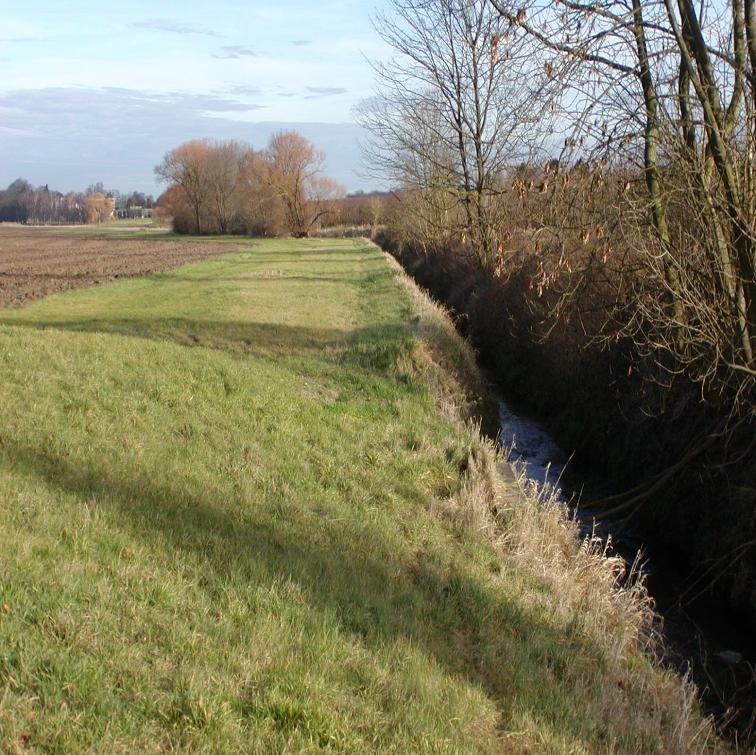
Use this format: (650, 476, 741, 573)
(0, 238, 707, 752)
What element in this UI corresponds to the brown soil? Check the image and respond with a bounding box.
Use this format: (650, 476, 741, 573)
(0, 225, 245, 308)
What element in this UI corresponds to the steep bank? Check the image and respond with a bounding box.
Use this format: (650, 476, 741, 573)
(376, 233, 754, 743)
(376, 235, 755, 621)
(378, 245, 717, 751)
(0, 234, 714, 751)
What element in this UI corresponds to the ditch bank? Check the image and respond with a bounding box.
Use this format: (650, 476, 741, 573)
(376, 232, 756, 745)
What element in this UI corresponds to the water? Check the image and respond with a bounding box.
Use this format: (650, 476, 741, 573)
(498, 399, 645, 565)
(498, 398, 755, 741)
(498, 400, 567, 490)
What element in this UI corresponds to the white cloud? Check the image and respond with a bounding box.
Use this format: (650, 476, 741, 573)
(0, 86, 372, 194)
(126, 19, 221, 37)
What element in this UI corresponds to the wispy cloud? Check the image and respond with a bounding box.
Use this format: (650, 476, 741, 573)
(0, 85, 368, 193)
(212, 45, 257, 60)
(304, 86, 347, 99)
(127, 19, 220, 37)
(0, 18, 48, 43)
(0, 87, 266, 125)
(0, 125, 37, 137)
(227, 84, 263, 96)
(292, 40, 312, 46)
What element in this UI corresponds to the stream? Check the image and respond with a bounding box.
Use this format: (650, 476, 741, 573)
(499, 398, 645, 565)
(498, 397, 755, 741)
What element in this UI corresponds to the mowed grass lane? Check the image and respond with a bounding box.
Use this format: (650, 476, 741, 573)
(0, 238, 665, 751)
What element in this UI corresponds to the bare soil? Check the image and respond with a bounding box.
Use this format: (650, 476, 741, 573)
(0, 225, 243, 308)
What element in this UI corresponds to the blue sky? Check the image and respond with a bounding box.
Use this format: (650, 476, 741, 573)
(0, 0, 388, 194)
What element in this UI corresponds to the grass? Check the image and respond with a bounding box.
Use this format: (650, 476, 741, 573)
(0, 237, 715, 752)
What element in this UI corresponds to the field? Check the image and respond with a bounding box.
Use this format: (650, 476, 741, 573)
(0, 231, 711, 752)
(0, 225, 238, 308)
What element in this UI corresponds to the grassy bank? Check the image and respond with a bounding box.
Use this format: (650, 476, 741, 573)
(379, 236, 756, 632)
(0, 237, 713, 751)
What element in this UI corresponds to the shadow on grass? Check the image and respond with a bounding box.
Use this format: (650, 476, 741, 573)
(0, 316, 417, 380)
(236, 252, 382, 266)
(140, 273, 375, 286)
(1, 434, 606, 747)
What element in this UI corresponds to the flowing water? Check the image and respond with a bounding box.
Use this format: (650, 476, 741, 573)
(498, 397, 755, 741)
(498, 399, 645, 565)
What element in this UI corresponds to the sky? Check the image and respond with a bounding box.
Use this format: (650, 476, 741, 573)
(0, 0, 390, 195)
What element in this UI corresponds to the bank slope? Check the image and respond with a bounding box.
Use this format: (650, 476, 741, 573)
(0, 238, 713, 752)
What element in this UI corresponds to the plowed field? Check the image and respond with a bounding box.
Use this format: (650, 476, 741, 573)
(0, 225, 240, 307)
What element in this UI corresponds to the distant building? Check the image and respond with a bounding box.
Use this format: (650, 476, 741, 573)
(115, 206, 153, 220)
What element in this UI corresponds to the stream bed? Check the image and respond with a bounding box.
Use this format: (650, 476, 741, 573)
(498, 397, 755, 742)
(499, 399, 644, 565)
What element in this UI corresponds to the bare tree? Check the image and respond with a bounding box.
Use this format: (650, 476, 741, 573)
(205, 141, 250, 234)
(83, 192, 114, 224)
(488, 0, 755, 411)
(155, 141, 213, 234)
(263, 131, 345, 237)
(361, 0, 545, 267)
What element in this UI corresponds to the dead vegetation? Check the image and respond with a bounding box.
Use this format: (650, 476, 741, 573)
(361, 0, 754, 647)
(383, 244, 720, 752)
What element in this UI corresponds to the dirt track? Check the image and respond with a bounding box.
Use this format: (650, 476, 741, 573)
(0, 225, 243, 308)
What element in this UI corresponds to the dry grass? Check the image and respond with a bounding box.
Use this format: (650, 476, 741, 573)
(379, 242, 720, 753)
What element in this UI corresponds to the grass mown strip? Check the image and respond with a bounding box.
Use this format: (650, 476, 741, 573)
(0, 237, 714, 752)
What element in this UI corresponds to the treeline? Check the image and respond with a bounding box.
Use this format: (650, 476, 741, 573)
(155, 131, 345, 236)
(362, 0, 755, 635)
(0, 179, 154, 225)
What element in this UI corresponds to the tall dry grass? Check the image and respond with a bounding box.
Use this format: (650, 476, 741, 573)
(380, 243, 719, 753)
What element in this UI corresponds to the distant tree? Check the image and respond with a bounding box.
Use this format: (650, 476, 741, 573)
(0, 179, 32, 222)
(155, 134, 343, 236)
(84, 192, 114, 224)
(155, 186, 195, 233)
(85, 182, 107, 196)
(237, 150, 285, 236)
(205, 141, 251, 234)
(155, 141, 214, 233)
(61, 192, 86, 224)
(263, 131, 345, 236)
(125, 191, 151, 208)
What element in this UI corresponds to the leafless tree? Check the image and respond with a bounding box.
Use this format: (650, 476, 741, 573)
(205, 141, 250, 234)
(488, 0, 755, 413)
(155, 141, 213, 234)
(361, 0, 548, 267)
(83, 192, 114, 224)
(263, 131, 345, 237)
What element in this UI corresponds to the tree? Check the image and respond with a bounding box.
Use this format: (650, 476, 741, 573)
(204, 141, 250, 234)
(235, 150, 285, 236)
(155, 140, 257, 234)
(155, 141, 213, 234)
(487, 0, 754, 411)
(83, 192, 114, 224)
(154, 134, 343, 237)
(0, 179, 32, 223)
(263, 131, 345, 237)
(125, 191, 153, 209)
(361, 0, 542, 266)
(155, 186, 195, 233)
(85, 182, 107, 196)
